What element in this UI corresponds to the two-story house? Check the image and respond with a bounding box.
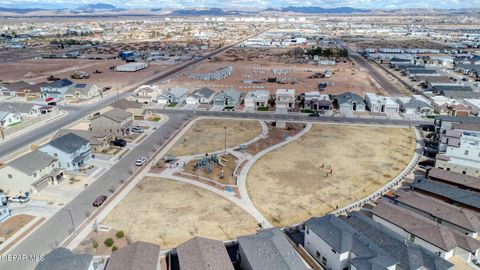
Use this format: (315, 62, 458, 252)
(39, 133, 92, 171)
(90, 108, 134, 137)
(40, 78, 73, 101)
(64, 83, 101, 101)
(275, 89, 295, 114)
(0, 150, 64, 195)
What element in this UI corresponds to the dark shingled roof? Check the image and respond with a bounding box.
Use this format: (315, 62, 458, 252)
(176, 237, 234, 270)
(394, 189, 480, 233)
(46, 132, 89, 154)
(305, 215, 398, 270)
(371, 200, 480, 253)
(345, 212, 454, 270)
(428, 167, 480, 191)
(238, 228, 309, 270)
(410, 177, 480, 209)
(105, 241, 160, 270)
(35, 247, 92, 270)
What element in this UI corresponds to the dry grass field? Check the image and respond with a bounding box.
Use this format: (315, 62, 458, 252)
(247, 124, 416, 227)
(168, 119, 262, 156)
(102, 177, 257, 249)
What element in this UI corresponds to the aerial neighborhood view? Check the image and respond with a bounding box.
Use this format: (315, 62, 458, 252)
(0, 0, 480, 269)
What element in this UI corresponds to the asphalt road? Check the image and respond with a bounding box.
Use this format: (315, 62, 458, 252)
(151, 109, 431, 127)
(0, 113, 189, 270)
(0, 30, 264, 159)
(335, 39, 404, 97)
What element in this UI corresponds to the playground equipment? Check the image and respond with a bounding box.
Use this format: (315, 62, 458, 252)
(193, 153, 228, 178)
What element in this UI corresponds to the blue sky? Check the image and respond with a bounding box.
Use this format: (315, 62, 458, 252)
(0, 0, 476, 9)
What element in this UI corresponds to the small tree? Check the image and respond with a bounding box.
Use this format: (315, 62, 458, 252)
(92, 240, 99, 249)
(104, 238, 114, 247)
(115, 231, 125, 239)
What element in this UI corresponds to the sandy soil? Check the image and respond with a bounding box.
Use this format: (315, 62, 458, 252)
(102, 177, 257, 249)
(74, 229, 131, 256)
(0, 214, 34, 240)
(168, 119, 262, 156)
(184, 153, 238, 185)
(162, 47, 385, 96)
(0, 58, 175, 91)
(247, 124, 416, 227)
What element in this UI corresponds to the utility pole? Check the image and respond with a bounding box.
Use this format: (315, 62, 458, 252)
(224, 126, 227, 154)
(68, 195, 76, 231)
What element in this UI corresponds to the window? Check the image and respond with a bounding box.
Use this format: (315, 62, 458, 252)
(8, 174, 12, 179)
(463, 171, 467, 175)
(410, 234, 415, 241)
(33, 172, 37, 178)
(322, 256, 327, 265)
(54, 153, 58, 157)
(331, 249, 337, 254)
(316, 251, 320, 258)
(465, 150, 469, 155)
(306, 228, 309, 235)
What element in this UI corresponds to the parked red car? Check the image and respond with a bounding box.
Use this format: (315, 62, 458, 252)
(93, 195, 107, 207)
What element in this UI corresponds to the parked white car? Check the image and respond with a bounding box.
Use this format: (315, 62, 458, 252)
(131, 127, 144, 133)
(8, 195, 30, 204)
(135, 156, 148, 166)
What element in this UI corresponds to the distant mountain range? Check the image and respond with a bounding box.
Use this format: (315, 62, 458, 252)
(0, 4, 476, 16)
(78, 3, 118, 10)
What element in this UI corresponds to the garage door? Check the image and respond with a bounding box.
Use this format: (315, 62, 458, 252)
(385, 108, 397, 114)
(33, 177, 50, 192)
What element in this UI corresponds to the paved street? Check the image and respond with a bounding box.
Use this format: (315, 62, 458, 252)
(334, 39, 404, 97)
(150, 109, 431, 127)
(0, 113, 189, 270)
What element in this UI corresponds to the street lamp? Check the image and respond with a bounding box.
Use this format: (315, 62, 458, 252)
(224, 126, 227, 153)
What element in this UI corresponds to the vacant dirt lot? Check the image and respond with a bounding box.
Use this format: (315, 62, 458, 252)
(169, 119, 262, 156)
(102, 177, 257, 249)
(247, 124, 416, 227)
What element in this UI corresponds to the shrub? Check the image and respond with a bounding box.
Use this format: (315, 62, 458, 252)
(92, 240, 99, 249)
(104, 238, 114, 247)
(115, 231, 125, 239)
(112, 246, 118, 252)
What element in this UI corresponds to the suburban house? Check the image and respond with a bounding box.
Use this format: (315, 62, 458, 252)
(0, 150, 64, 195)
(427, 167, 480, 193)
(244, 90, 270, 110)
(133, 85, 161, 104)
(435, 130, 480, 177)
(39, 132, 92, 171)
(110, 99, 151, 121)
(333, 92, 366, 113)
(410, 177, 480, 211)
(54, 129, 114, 153)
(371, 200, 480, 262)
(64, 83, 101, 101)
(35, 247, 94, 270)
(90, 108, 134, 137)
(0, 102, 43, 117)
(303, 92, 332, 112)
(464, 99, 480, 116)
(434, 115, 480, 135)
(364, 93, 399, 114)
(393, 189, 480, 238)
(0, 81, 31, 97)
(448, 103, 471, 116)
(212, 88, 241, 107)
(157, 87, 190, 104)
(0, 111, 21, 127)
(237, 228, 308, 270)
(275, 89, 296, 113)
(40, 78, 74, 100)
(304, 215, 398, 270)
(344, 212, 454, 270)
(176, 237, 234, 270)
(432, 85, 474, 95)
(185, 87, 215, 105)
(396, 95, 433, 115)
(105, 241, 160, 270)
(430, 96, 457, 115)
